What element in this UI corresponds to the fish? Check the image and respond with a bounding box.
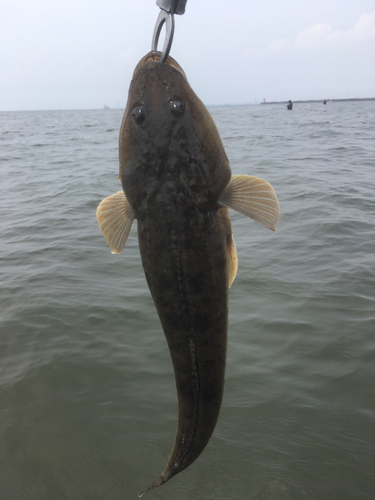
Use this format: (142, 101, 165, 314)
(96, 51, 280, 496)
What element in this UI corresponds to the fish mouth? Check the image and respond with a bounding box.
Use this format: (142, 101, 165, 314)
(133, 50, 187, 79)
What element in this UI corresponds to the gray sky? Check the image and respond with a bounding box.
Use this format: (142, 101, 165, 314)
(1, 0, 375, 110)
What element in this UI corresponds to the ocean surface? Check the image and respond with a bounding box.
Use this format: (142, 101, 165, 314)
(1, 100, 374, 500)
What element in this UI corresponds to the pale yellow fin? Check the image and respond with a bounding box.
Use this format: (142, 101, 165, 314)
(227, 233, 238, 288)
(219, 174, 280, 231)
(218, 207, 238, 288)
(96, 191, 135, 254)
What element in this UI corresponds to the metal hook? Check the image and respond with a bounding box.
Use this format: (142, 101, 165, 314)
(156, 0, 187, 16)
(151, 9, 175, 63)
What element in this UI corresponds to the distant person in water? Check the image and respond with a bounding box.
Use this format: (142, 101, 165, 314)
(323, 100, 327, 105)
(287, 100, 293, 110)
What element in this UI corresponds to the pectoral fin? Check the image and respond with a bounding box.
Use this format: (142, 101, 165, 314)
(219, 175, 280, 231)
(218, 207, 238, 288)
(96, 191, 135, 254)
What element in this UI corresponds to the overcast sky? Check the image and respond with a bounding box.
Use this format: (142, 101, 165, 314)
(1, 0, 375, 110)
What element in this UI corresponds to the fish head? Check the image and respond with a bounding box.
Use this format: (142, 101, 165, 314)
(122, 52, 187, 156)
(119, 51, 231, 219)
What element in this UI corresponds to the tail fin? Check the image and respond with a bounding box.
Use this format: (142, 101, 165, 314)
(138, 470, 175, 497)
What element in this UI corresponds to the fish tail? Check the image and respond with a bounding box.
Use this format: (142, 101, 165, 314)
(138, 470, 175, 497)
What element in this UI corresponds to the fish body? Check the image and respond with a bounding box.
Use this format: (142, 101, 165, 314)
(96, 51, 280, 495)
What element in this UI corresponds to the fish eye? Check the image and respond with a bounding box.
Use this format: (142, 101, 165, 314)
(132, 106, 145, 124)
(169, 99, 185, 117)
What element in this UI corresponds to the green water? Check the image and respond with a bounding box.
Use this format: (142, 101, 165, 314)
(1, 101, 374, 499)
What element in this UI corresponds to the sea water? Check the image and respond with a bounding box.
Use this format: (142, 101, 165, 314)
(1, 101, 374, 499)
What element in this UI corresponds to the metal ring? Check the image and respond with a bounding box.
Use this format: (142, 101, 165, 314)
(151, 10, 175, 63)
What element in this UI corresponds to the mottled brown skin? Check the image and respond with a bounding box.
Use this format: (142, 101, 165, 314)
(119, 52, 232, 493)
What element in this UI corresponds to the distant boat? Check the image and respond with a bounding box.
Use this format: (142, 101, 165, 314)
(103, 105, 110, 110)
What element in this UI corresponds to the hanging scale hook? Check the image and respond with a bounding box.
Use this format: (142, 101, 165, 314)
(151, 0, 188, 62)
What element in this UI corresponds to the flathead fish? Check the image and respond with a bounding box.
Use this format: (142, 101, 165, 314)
(96, 51, 280, 496)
